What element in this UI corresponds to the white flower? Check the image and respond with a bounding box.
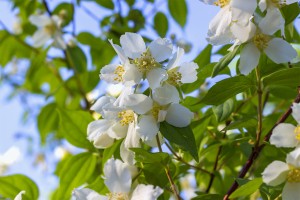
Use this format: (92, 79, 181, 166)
(73, 158, 163, 200)
(270, 103, 300, 148)
(200, 0, 257, 45)
(237, 9, 297, 74)
(29, 14, 66, 49)
(123, 84, 193, 142)
(14, 191, 25, 200)
(0, 146, 21, 175)
(262, 148, 300, 200)
(101, 33, 173, 89)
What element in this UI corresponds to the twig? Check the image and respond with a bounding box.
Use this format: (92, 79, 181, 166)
(156, 135, 182, 200)
(223, 87, 300, 200)
(80, 4, 101, 21)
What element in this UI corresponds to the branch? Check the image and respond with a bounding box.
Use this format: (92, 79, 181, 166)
(223, 87, 300, 200)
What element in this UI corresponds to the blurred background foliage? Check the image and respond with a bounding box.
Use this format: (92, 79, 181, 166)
(0, 0, 300, 200)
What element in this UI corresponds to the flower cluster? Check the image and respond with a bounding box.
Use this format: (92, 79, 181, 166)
(73, 158, 163, 200)
(262, 103, 300, 199)
(200, 0, 297, 74)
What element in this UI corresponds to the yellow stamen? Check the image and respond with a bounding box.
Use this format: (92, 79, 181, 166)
(108, 192, 129, 200)
(118, 110, 134, 126)
(287, 167, 300, 183)
(44, 23, 57, 35)
(113, 65, 125, 82)
(131, 49, 159, 74)
(270, 0, 286, 7)
(253, 33, 271, 50)
(167, 68, 182, 86)
(214, 0, 231, 8)
(295, 125, 300, 141)
(151, 105, 163, 121)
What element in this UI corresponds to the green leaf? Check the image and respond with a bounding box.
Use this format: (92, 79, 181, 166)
(95, 0, 114, 9)
(213, 99, 234, 122)
(131, 148, 170, 164)
(168, 0, 187, 28)
(201, 76, 255, 105)
(0, 174, 39, 200)
(66, 46, 87, 73)
(281, 3, 300, 25)
(230, 178, 263, 198)
(52, 152, 98, 200)
(154, 12, 168, 37)
(38, 103, 59, 143)
(160, 122, 199, 161)
(262, 67, 300, 88)
(102, 139, 122, 168)
(52, 3, 74, 27)
(57, 109, 94, 150)
(86, 176, 109, 195)
(212, 45, 240, 77)
(192, 194, 223, 200)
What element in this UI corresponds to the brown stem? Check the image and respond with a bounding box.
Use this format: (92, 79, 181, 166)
(156, 135, 182, 200)
(223, 87, 300, 200)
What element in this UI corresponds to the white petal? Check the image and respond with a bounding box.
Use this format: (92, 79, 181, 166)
(91, 96, 116, 114)
(29, 15, 52, 26)
(123, 94, 153, 114)
(109, 39, 127, 64)
(286, 0, 299, 4)
(146, 68, 167, 90)
(124, 115, 140, 148)
(178, 62, 198, 84)
(231, 20, 256, 43)
(100, 64, 123, 84)
(282, 182, 300, 200)
(123, 62, 143, 85)
(14, 191, 25, 200)
(32, 29, 51, 47)
(153, 84, 180, 105)
(258, 0, 267, 11)
(148, 38, 173, 62)
(157, 110, 167, 123)
(239, 43, 260, 74)
(120, 32, 146, 59)
(231, 0, 257, 15)
(104, 158, 132, 193)
(167, 47, 185, 70)
(87, 120, 115, 148)
(137, 115, 159, 141)
(72, 188, 105, 200)
(259, 8, 284, 35)
(131, 184, 163, 200)
(108, 122, 128, 139)
(262, 161, 289, 186)
(53, 33, 66, 49)
(113, 86, 134, 107)
(166, 104, 193, 127)
(120, 141, 135, 166)
(270, 123, 297, 148)
(0, 146, 21, 165)
(144, 133, 164, 147)
(292, 103, 300, 124)
(265, 38, 297, 64)
(286, 148, 300, 168)
(231, 8, 253, 26)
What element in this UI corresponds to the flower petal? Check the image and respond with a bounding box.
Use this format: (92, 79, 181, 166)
(29, 15, 52, 26)
(131, 184, 163, 200)
(104, 158, 132, 193)
(32, 29, 51, 47)
(178, 62, 198, 84)
(231, 20, 256, 43)
(120, 141, 135, 166)
(153, 84, 180, 105)
(91, 96, 116, 114)
(264, 38, 297, 64)
(108, 122, 128, 139)
(123, 94, 153, 114)
(292, 103, 300, 124)
(109, 39, 127, 64)
(137, 115, 159, 141)
(239, 43, 260, 74)
(270, 123, 297, 148)
(53, 33, 66, 49)
(282, 182, 300, 200)
(231, 0, 257, 16)
(166, 104, 193, 127)
(14, 191, 25, 200)
(120, 32, 146, 59)
(259, 8, 284, 35)
(72, 188, 106, 200)
(124, 115, 140, 148)
(262, 161, 289, 186)
(167, 47, 185, 70)
(146, 68, 167, 90)
(286, 148, 300, 168)
(87, 120, 114, 148)
(258, 0, 267, 12)
(123, 62, 143, 85)
(148, 38, 173, 62)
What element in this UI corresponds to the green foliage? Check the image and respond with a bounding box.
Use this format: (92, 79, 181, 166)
(213, 99, 234, 122)
(230, 178, 263, 198)
(53, 152, 98, 200)
(0, 174, 39, 200)
(168, 0, 187, 28)
(154, 12, 168, 37)
(160, 122, 199, 161)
